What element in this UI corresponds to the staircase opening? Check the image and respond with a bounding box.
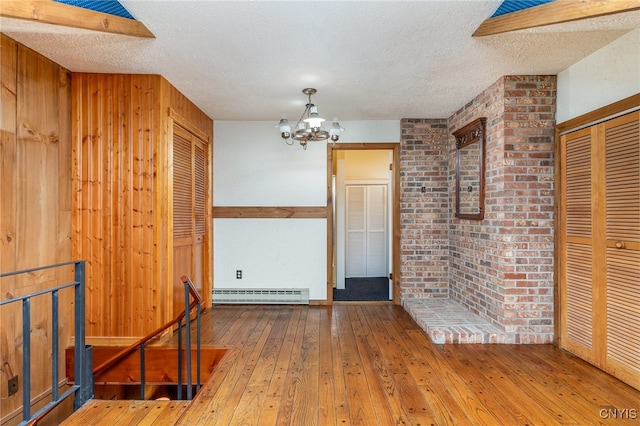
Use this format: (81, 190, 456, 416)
(66, 345, 227, 401)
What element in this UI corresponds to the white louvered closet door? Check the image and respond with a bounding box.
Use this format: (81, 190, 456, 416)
(346, 184, 388, 278)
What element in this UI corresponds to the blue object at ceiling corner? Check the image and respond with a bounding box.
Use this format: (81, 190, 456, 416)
(492, 0, 555, 18)
(53, 0, 135, 20)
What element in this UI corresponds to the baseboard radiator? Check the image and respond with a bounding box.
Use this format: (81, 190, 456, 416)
(212, 288, 309, 304)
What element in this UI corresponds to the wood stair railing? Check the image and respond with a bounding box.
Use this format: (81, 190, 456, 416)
(30, 276, 207, 425)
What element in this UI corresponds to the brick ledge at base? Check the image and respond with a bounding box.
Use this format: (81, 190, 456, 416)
(402, 299, 518, 344)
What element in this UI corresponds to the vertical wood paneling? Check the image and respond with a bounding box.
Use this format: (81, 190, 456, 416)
(0, 33, 19, 422)
(74, 74, 161, 337)
(1, 34, 72, 423)
(72, 73, 212, 340)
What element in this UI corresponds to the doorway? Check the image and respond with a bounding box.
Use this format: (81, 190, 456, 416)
(327, 143, 400, 304)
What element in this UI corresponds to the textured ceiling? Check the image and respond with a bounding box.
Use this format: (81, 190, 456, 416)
(1, 1, 638, 121)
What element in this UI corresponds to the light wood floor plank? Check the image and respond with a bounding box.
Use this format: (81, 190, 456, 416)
(335, 305, 380, 425)
(354, 305, 433, 425)
(232, 309, 293, 426)
(441, 347, 534, 425)
(329, 305, 352, 424)
(275, 305, 309, 425)
(317, 307, 337, 425)
(290, 306, 321, 425)
(190, 308, 276, 424)
(349, 305, 410, 425)
(63, 304, 640, 426)
(444, 343, 584, 425)
(256, 308, 304, 425)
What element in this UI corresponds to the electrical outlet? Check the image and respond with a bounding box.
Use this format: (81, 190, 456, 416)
(8, 375, 18, 396)
(236, 270, 242, 279)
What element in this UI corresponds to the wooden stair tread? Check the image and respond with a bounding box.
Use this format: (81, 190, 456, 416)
(61, 400, 189, 425)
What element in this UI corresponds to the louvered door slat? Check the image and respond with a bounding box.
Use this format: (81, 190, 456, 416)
(603, 112, 640, 389)
(606, 117, 640, 242)
(173, 131, 193, 239)
(560, 127, 596, 362)
(565, 133, 592, 238)
(565, 243, 593, 349)
(606, 248, 640, 372)
(194, 141, 206, 237)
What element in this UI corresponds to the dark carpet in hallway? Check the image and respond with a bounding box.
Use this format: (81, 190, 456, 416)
(333, 277, 390, 301)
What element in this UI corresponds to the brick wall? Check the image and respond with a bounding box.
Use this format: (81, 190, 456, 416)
(400, 75, 556, 343)
(399, 119, 449, 299)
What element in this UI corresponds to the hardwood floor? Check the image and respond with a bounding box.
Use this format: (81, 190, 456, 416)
(66, 304, 639, 425)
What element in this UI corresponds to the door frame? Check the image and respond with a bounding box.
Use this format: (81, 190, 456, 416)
(327, 143, 401, 305)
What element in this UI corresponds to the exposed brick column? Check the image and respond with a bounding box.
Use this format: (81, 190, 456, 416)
(399, 119, 449, 300)
(448, 75, 556, 343)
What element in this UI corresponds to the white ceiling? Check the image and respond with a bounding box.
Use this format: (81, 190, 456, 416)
(1, 1, 638, 121)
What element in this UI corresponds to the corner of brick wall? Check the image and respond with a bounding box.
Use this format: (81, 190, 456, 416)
(399, 118, 450, 299)
(400, 76, 557, 343)
(447, 75, 557, 342)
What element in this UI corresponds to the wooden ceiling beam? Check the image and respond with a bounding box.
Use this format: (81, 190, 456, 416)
(473, 0, 640, 37)
(0, 0, 154, 38)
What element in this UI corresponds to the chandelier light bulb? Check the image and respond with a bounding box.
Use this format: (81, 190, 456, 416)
(329, 119, 344, 142)
(304, 106, 325, 129)
(277, 115, 291, 139)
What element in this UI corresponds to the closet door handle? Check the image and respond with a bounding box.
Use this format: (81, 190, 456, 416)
(615, 241, 625, 249)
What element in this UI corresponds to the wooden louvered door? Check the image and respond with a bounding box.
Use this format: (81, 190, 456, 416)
(602, 113, 640, 388)
(172, 124, 208, 316)
(559, 126, 596, 364)
(559, 111, 640, 390)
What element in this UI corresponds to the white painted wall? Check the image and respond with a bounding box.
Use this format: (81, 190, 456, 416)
(213, 120, 400, 301)
(557, 29, 640, 124)
(213, 219, 327, 299)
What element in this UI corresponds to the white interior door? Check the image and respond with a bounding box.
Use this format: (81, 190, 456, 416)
(346, 184, 388, 278)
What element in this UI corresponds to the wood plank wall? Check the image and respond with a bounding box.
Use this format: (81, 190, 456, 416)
(72, 74, 161, 339)
(72, 73, 213, 341)
(0, 34, 73, 424)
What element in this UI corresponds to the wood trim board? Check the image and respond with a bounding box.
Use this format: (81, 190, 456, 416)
(474, 0, 640, 37)
(0, 0, 154, 38)
(212, 206, 327, 219)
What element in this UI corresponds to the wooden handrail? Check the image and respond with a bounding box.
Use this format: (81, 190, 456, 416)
(181, 275, 203, 304)
(92, 279, 202, 379)
(32, 277, 202, 425)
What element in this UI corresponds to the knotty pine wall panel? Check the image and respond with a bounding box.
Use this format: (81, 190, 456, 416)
(0, 34, 73, 425)
(72, 73, 212, 341)
(73, 74, 161, 338)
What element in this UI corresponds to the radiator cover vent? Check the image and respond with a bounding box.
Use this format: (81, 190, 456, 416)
(212, 288, 309, 304)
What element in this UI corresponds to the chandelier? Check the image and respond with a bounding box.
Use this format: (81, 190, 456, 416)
(276, 88, 344, 149)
